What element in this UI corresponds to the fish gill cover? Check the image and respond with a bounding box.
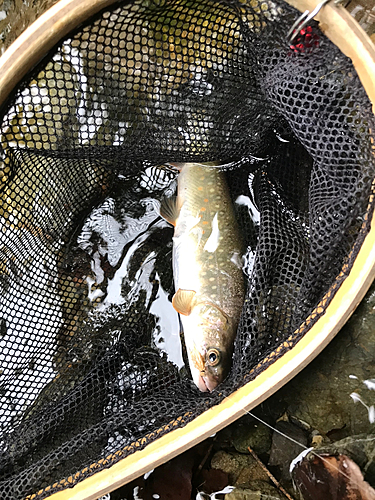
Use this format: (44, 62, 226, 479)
(0, 0, 374, 498)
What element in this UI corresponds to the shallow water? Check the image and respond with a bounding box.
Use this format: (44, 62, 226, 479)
(66, 168, 185, 368)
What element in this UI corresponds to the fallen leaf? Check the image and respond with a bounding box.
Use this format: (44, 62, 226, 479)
(138, 450, 195, 500)
(197, 468, 229, 494)
(292, 453, 375, 500)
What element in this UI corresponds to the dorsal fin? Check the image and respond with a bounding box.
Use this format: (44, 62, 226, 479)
(160, 196, 181, 226)
(172, 289, 196, 315)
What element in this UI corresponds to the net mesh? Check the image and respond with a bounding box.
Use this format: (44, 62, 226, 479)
(0, 0, 374, 498)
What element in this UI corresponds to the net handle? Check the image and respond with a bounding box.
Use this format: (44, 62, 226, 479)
(286, 0, 375, 111)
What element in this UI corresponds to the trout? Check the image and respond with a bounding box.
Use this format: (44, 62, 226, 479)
(161, 163, 244, 392)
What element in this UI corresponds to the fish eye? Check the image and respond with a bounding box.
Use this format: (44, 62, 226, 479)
(207, 348, 220, 367)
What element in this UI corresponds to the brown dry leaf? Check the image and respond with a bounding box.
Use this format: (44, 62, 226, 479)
(292, 453, 375, 500)
(138, 450, 195, 500)
(198, 468, 229, 494)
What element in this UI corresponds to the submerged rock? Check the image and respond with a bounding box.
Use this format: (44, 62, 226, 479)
(301, 434, 375, 487)
(211, 451, 270, 487)
(231, 420, 273, 456)
(198, 468, 229, 495)
(225, 482, 286, 499)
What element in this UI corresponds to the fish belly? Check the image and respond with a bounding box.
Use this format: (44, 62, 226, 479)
(172, 163, 244, 322)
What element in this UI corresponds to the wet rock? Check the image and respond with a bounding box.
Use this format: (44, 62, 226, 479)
(267, 281, 375, 438)
(268, 421, 308, 482)
(215, 422, 238, 451)
(225, 481, 286, 499)
(231, 420, 273, 456)
(211, 451, 270, 487)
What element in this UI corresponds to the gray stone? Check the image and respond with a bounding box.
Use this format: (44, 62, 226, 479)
(232, 420, 273, 456)
(267, 281, 375, 438)
(268, 421, 308, 481)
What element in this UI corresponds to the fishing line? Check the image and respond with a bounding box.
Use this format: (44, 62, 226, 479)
(244, 410, 311, 451)
(218, 393, 374, 495)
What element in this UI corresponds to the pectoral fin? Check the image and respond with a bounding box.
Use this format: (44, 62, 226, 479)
(160, 196, 181, 226)
(172, 289, 196, 315)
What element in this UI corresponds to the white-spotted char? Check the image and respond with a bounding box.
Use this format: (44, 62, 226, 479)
(160, 162, 244, 392)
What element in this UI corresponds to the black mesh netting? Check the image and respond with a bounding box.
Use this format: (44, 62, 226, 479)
(0, 0, 374, 498)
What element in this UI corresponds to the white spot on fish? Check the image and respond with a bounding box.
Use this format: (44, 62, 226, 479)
(204, 213, 220, 253)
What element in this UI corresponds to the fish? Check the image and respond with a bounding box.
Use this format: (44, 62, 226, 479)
(160, 162, 244, 392)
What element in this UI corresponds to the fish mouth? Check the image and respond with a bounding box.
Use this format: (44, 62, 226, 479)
(196, 375, 210, 392)
(202, 375, 220, 392)
(191, 367, 212, 392)
(195, 372, 220, 392)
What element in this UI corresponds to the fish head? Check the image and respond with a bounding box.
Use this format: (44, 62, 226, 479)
(187, 303, 234, 392)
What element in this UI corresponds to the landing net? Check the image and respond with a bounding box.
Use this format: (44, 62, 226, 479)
(0, 0, 374, 498)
